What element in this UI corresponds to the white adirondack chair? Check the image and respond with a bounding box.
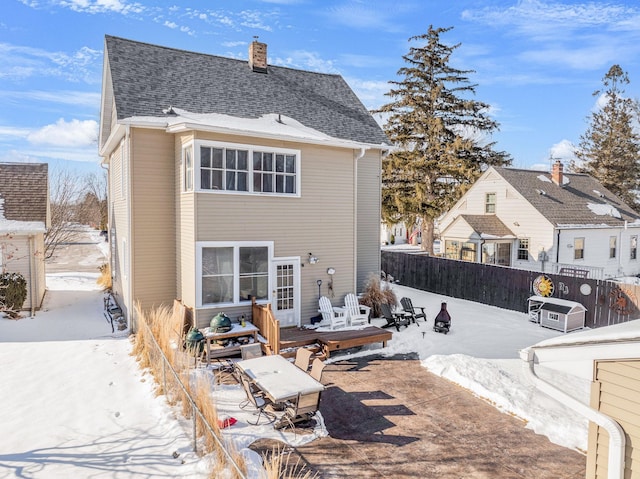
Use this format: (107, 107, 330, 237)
(344, 293, 370, 327)
(318, 296, 347, 330)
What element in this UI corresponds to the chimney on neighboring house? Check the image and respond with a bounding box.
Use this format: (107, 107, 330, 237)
(551, 159, 564, 186)
(249, 38, 267, 73)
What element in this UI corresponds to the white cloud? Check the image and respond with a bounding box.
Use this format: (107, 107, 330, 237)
(164, 20, 178, 29)
(0, 90, 100, 108)
(549, 139, 577, 163)
(45, 0, 145, 15)
(27, 118, 98, 147)
(272, 50, 338, 73)
(0, 42, 101, 84)
(238, 10, 275, 31)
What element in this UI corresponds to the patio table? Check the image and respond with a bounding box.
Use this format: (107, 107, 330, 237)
(235, 354, 324, 404)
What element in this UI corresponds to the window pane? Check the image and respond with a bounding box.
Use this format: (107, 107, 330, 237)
(275, 175, 284, 193)
(201, 147, 211, 168)
(212, 148, 223, 168)
(225, 149, 235, 169)
(253, 173, 262, 192)
(237, 172, 247, 191)
(202, 247, 233, 274)
(201, 170, 211, 189)
(226, 171, 236, 190)
(285, 176, 295, 194)
(264, 153, 273, 171)
(202, 276, 233, 304)
(239, 247, 268, 274)
(239, 275, 268, 301)
(263, 175, 273, 192)
(253, 152, 262, 171)
(237, 150, 248, 170)
(276, 154, 285, 172)
(286, 155, 296, 173)
(212, 170, 223, 190)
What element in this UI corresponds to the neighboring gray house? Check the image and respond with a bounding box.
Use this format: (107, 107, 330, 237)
(98, 36, 390, 328)
(439, 161, 640, 279)
(0, 162, 49, 313)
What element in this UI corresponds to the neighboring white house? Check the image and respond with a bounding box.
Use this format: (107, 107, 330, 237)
(0, 162, 49, 313)
(439, 161, 640, 279)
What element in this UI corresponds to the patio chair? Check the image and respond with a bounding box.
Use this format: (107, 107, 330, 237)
(344, 293, 370, 326)
(276, 390, 321, 432)
(318, 296, 347, 330)
(400, 297, 427, 325)
(239, 373, 276, 425)
(294, 348, 313, 371)
(240, 342, 262, 360)
(380, 302, 410, 332)
(309, 358, 326, 383)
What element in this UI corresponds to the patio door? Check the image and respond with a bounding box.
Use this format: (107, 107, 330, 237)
(271, 257, 300, 327)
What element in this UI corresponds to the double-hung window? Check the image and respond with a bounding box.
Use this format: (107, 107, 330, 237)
(196, 140, 299, 195)
(198, 242, 272, 307)
(182, 146, 193, 192)
(631, 235, 638, 260)
(517, 238, 529, 260)
(485, 193, 496, 213)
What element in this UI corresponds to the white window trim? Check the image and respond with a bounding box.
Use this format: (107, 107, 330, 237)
(196, 241, 274, 308)
(547, 312, 560, 322)
(194, 139, 301, 197)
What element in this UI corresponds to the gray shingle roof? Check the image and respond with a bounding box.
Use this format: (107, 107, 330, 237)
(459, 214, 515, 237)
(493, 166, 640, 226)
(104, 35, 389, 146)
(0, 162, 48, 223)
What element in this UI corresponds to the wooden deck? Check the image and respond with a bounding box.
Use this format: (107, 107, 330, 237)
(280, 326, 393, 358)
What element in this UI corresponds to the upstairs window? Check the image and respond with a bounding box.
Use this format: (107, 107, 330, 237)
(517, 238, 529, 260)
(574, 238, 584, 260)
(182, 146, 193, 192)
(631, 236, 637, 260)
(485, 193, 496, 213)
(609, 236, 617, 259)
(197, 141, 299, 196)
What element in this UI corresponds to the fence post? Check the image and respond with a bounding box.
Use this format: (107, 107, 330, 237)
(192, 403, 198, 453)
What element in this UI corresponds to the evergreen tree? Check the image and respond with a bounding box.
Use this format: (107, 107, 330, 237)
(375, 26, 510, 252)
(571, 65, 640, 210)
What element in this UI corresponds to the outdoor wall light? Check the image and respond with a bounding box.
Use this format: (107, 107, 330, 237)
(308, 253, 319, 264)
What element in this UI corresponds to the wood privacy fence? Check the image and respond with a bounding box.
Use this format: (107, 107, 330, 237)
(382, 251, 640, 329)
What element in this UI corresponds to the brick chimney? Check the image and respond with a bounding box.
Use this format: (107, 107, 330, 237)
(551, 159, 564, 186)
(249, 39, 267, 73)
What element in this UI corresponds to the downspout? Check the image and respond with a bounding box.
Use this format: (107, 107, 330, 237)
(520, 348, 625, 478)
(126, 125, 134, 332)
(28, 235, 36, 316)
(555, 228, 561, 264)
(353, 147, 366, 292)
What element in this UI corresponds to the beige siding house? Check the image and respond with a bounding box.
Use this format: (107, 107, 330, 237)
(522, 320, 640, 479)
(0, 163, 49, 313)
(439, 161, 640, 279)
(98, 36, 390, 329)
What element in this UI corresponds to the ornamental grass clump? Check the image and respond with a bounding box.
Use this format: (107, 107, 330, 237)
(359, 272, 398, 319)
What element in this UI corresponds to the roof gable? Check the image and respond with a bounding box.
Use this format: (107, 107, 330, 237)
(459, 214, 515, 238)
(0, 162, 49, 227)
(492, 166, 640, 227)
(102, 36, 389, 148)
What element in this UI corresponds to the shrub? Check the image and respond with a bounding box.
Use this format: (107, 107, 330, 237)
(359, 273, 397, 318)
(0, 272, 28, 317)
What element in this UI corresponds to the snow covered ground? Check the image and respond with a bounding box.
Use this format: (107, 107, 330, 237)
(0, 231, 601, 478)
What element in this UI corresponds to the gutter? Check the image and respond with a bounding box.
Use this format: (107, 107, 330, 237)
(520, 347, 625, 478)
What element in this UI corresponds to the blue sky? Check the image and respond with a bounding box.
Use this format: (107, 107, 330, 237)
(3, 0, 640, 176)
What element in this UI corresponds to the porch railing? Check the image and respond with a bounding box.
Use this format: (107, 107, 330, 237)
(251, 297, 280, 355)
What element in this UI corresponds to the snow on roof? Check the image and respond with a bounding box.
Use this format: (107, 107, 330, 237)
(0, 198, 45, 233)
(537, 174, 552, 183)
(586, 202, 621, 218)
(531, 318, 640, 349)
(122, 108, 388, 149)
